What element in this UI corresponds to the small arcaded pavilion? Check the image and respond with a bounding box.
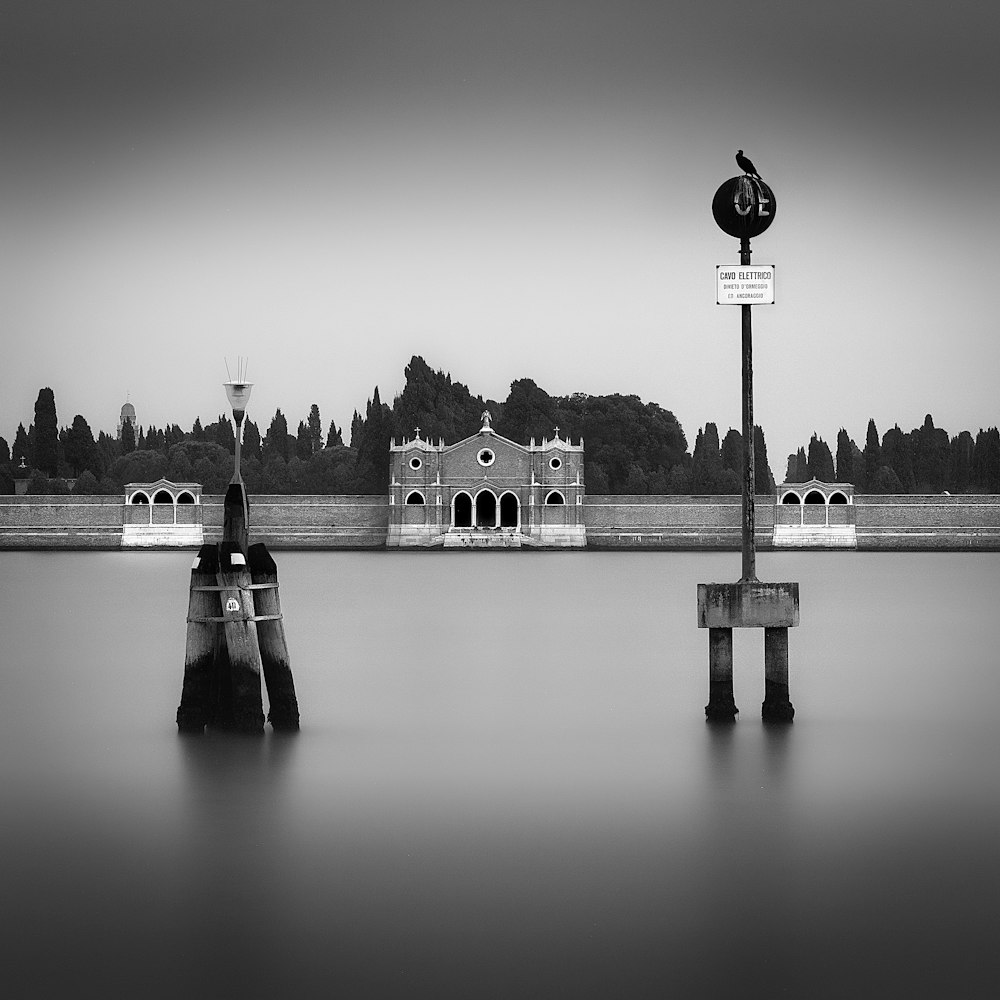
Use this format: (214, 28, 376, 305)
(387, 411, 586, 547)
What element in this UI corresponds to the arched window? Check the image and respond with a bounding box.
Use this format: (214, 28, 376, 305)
(176, 491, 195, 505)
(454, 492, 472, 528)
(130, 492, 149, 505)
(804, 490, 825, 504)
(405, 490, 425, 505)
(475, 490, 497, 527)
(828, 491, 848, 505)
(499, 492, 519, 528)
(153, 490, 173, 504)
(544, 490, 565, 505)
(781, 492, 801, 505)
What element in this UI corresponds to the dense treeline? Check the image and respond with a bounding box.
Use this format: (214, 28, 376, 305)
(1, 364, 996, 495)
(783, 416, 1000, 494)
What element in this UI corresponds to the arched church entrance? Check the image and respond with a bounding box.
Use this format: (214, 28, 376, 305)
(475, 490, 497, 528)
(499, 492, 519, 528)
(454, 492, 472, 528)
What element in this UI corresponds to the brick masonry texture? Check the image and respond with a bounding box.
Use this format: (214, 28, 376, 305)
(1, 494, 999, 550)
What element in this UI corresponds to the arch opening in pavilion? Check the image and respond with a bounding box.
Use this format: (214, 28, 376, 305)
(475, 490, 497, 527)
(453, 492, 473, 528)
(499, 491, 519, 528)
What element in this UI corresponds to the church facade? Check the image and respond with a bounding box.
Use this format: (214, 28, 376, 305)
(387, 412, 586, 547)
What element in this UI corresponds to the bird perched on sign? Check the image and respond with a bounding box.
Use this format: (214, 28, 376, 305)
(736, 149, 761, 179)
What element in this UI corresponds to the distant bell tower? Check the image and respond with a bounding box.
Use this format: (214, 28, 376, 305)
(118, 399, 137, 439)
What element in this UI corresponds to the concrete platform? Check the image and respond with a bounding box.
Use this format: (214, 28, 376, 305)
(697, 581, 800, 628)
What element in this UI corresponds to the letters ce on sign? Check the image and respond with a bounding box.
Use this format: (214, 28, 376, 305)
(717, 265, 775, 305)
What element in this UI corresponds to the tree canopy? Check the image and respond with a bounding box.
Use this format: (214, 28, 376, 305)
(3, 374, 997, 496)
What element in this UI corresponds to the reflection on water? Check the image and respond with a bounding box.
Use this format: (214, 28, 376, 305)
(2, 551, 999, 997)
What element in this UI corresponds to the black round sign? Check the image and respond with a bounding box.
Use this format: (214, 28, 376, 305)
(712, 176, 776, 239)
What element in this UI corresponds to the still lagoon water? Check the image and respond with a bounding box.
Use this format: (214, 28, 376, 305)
(2, 550, 999, 998)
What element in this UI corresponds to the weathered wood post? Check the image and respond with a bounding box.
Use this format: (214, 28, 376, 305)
(249, 542, 300, 731)
(177, 372, 299, 734)
(223, 482, 249, 556)
(217, 540, 265, 734)
(703, 157, 799, 721)
(177, 543, 222, 732)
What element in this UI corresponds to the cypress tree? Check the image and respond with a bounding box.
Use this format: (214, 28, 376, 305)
(12, 424, 30, 467)
(64, 414, 98, 476)
(243, 420, 262, 462)
(835, 429, 854, 483)
(753, 425, 774, 494)
(973, 427, 1000, 492)
(307, 404, 323, 453)
(33, 388, 59, 476)
(691, 423, 723, 493)
(0, 436, 9, 466)
(295, 420, 312, 460)
(326, 420, 343, 448)
(806, 434, 835, 482)
(349, 410, 363, 450)
(949, 431, 974, 493)
(794, 447, 808, 482)
(121, 418, 136, 455)
(913, 413, 949, 492)
(720, 428, 742, 477)
(862, 419, 881, 492)
(881, 425, 915, 492)
(264, 409, 289, 462)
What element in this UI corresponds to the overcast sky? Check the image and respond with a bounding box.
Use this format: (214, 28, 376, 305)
(2, 0, 997, 470)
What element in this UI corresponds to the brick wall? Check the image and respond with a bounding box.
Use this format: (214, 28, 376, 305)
(583, 495, 775, 549)
(855, 495, 1000, 549)
(201, 495, 389, 548)
(3, 493, 999, 550)
(0, 495, 125, 548)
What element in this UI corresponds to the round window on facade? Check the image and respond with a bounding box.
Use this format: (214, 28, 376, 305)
(409, 456, 422, 470)
(549, 457, 562, 470)
(477, 448, 495, 467)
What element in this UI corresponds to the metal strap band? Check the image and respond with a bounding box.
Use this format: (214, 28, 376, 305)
(185, 613, 283, 623)
(189, 583, 279, 592)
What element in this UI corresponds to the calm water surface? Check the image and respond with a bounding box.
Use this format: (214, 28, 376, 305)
(2, 550, 999, 998)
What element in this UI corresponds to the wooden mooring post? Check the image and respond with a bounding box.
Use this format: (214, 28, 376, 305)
(249, 542, 299, 731)
(176, 544, 222, 732)
(177, 458, 298, 734)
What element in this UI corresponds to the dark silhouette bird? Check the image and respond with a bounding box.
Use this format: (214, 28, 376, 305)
(736, 149, 761, 179)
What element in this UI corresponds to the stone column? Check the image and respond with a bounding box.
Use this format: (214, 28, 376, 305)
(706, 627, 738, 721)
(762, 626, 794, 721)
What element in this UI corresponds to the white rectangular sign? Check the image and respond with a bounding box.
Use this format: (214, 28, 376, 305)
(717, 265, 775, 305)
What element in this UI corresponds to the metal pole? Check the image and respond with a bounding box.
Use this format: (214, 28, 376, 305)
(740, 236, 756, 582)
(232, 411, 244, 485)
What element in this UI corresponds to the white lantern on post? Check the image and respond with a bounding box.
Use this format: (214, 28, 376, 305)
(224, 380, 253, 483)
